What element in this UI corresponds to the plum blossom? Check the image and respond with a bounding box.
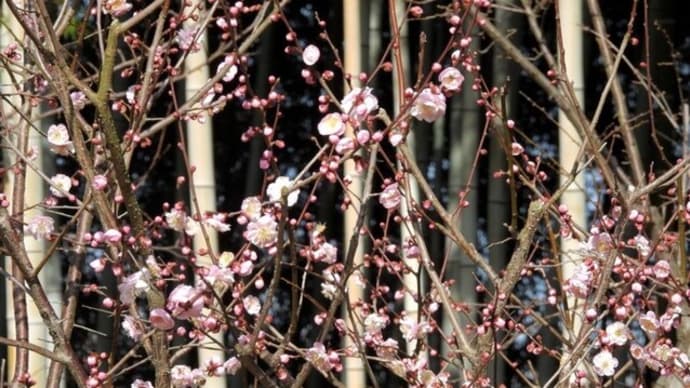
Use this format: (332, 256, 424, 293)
(375, 338, 399, 360)
(653, 260, 671, 280)
(592, 350, 618, 377)
(46, 124, 74, 155)
(49, 174, 72, 198)
(243, 295, 261, 315)
(70, 91, 87, 110)
(201, 261, 235, 291)
(223, 357, 241, 375)
(103, 228, 122, 243)
(118, 269, 151, 305)
(218, 55, 238, 82)
(184, 218, 200, 236)
(167, 285, 204, 319)
(130, 379, 153, 388)
(320, 269, 340, 300)
(585, 232, 614, 256)
(639, 311, 659, 334)
(379, 182, 401, 210)
(92, 174, 108, 191)
(438, 67, 464, 91)
(170, 365, 205, 388)
(312, 241, 338, 264)
(318, 112, 346, 137)
(341, 87, 378, 123)
(266, 176, 299, 206)
(203, 357, 224, 377)
(245, 214, 278, 248)
(176, 25, 202, 52)
(204, 213, 231, 232)
(122, 315, 143, 341)
(306, 342, 338, 375)
(565, 260, 596, 298)
(335, 137, 355, 154)
(410, 88, 446, 123)
(103, 0, 132, 16)
(302, 44, 320, 66)
(165, 209, 187, 231)
(634, 234, 651, 257)
(240, 196, 262, 221)
(363, 312, 389, 336)
(605, 322, 628, 346)
(399, 315, 433, 342)
(24, 215, 54, 240)
(149, 308, 175, 330)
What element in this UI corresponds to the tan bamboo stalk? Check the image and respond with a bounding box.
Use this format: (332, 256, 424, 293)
(1, 1, 50, 386)
(183, 2, 225, 387)
(386, 0, 421, 355)
(342, 0, 365, 386)
(557, 0, 587, 379)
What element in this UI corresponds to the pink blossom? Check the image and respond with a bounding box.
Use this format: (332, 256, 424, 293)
(203, 356, 224, 377)
(49, 174, 73, 198)
(218, 55, 238, 82)
(70, 91, 87, 110)
(438, 67, 464, 91)
(24, 215, 54, 240)
(320, 269, 340, 300)
(335, 137, 355, 154)
(356, 130, 370, 144)
(306, 342, 337, 375)
(375, 338, 399, 360)
(46, 124, 74, 155)
(565, 261, 595, 298)
(379, 182, 401, 210)
(122, 315, 143, 341)
(167, 285, 204, 319)
(267, 176, 299, 207)
(410, 88, 446, 123)
(245, 214, 278, 248)
(363, 312, 389, 336)
(302, 44, 320, 66)
(130, 379, 153, 388)
(399, 314, 433, 342)
(312, 241, 338, 264)
(149, 308, 175, 330)
(240, 196, 263, 221)
(92, 174, 108, 191)
(89, 258, 106, 273)
(654, 260, 671, 279)
(341, 87, 378, 123)
(103, 0, 132, 16)
(165, 209, 187, 231)
(592, 350, 618, 377)
(176, 26, 202, 52)
(243, 295, 261, 315)
(103, 228, 122, 243)
(202, 259, 235, 290)
(639, 311, 659, 334)
(118, 269, 151, 305)
(170, 365, 204, 387)
(605, 322, 628, 346)
(223, 357, 241, 375)
(208, 213, 231, 232)
(318, 112, 346, 137)
(388, 131, 404, 146)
